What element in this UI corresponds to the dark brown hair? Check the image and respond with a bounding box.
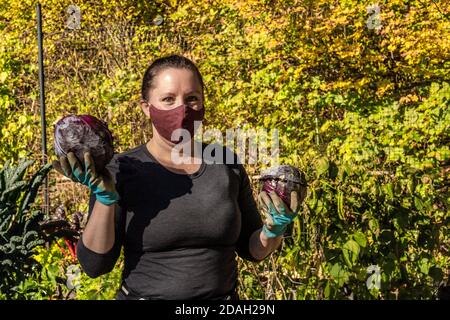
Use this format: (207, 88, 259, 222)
(141, 54, 205, 102)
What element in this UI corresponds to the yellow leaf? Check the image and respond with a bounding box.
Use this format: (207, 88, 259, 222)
(18, 115, 27, 125)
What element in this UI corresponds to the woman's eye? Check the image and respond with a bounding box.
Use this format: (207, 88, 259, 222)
(187, 96, 198, 102)
(163, 97, 174, 102)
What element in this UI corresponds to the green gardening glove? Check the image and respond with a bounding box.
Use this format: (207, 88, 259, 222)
(258, 190, 300, 238)
(52, 151, 119, 206)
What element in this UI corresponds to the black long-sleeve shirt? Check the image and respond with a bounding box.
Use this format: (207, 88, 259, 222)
(76, 142, 263, 299)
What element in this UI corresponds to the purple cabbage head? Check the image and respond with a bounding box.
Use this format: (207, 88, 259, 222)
(54, 114, 114, 173)
(259, 165, 307, 206)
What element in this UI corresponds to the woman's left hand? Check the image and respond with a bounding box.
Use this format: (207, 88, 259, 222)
(257, 191, 300, 238)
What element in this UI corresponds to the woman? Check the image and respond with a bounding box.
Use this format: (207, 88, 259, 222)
(53, 54, 302, 300)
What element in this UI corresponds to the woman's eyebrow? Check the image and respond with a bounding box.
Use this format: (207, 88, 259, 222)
(161, 90, 200, 95)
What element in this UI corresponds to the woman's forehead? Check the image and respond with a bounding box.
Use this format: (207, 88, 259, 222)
(154, 68, 201, 90)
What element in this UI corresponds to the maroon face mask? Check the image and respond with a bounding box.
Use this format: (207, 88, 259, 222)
(149, 103, 205, 144)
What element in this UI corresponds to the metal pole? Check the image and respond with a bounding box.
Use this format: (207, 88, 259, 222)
(37, 3, 49, 216)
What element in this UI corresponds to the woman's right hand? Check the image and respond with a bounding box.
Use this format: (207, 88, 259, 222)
(52, 152, 119, 206)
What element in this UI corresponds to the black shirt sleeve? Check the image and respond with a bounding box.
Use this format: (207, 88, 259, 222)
(76, 194, 125, 278)
(76, 157, 126, 278)
(235, 163, 264, 262)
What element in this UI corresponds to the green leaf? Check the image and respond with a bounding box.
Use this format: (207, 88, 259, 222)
(330, 262, 349, 287)
(334, 94, 344, 104)
(342, 240, 360, 268)
(353, 231, 367, 248)
(337, 188, 344, 220)
(46, 264, 59, 285)
(315, 157, 329, 177)
(414, 196, 424, 211)
(419, 258, 431, 275)
(384, 183, 394, 200)
(324, 280, 331, 299)
(369, 219, 380, 235)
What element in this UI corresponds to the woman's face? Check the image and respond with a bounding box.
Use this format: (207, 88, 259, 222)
(146, 68, 203, 111)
